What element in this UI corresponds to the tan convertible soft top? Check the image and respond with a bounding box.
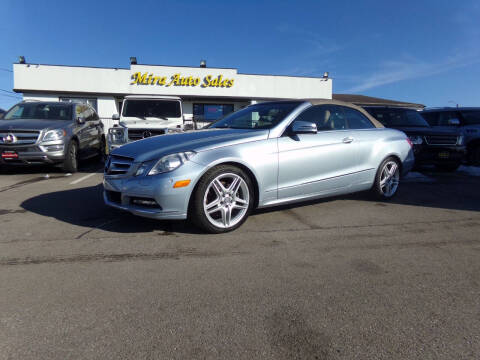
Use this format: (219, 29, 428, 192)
(304, 98, 385, 129)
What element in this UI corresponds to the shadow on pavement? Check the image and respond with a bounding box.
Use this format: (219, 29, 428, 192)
(20, 169, 480, 235)
(0, 158, 104, 176)
(20, 184, 203, 235)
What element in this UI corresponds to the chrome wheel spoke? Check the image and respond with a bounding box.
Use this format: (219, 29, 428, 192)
(233, 202, 248, 210)
(221, 206, 232, 226)
(389, 163, 398, 176)
(212, 180, 224, 196)
(235, 197, 248, 205)
(206, 199, 221, 213)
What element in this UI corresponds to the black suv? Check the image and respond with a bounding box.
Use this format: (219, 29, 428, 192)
(421, 107, 480, 165)
(364, 106, 466, 171)
(0, 101, 105, 172)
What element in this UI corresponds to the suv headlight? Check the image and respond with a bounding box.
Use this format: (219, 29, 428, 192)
(409, 135, 423, 145)
(136, 151, 196, 176)
(108, 127, 127, 144)
(457, 135, 464, 145)
(42, 129, 66, 142)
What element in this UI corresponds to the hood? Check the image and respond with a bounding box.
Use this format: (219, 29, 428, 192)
(389, 126, 462, 136)
(0, 119, 72, 131)
(112, 128, 269, 162)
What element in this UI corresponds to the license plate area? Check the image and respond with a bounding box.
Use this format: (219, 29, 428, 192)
(2, 151, 18, 159)
(438, 151, 450, 159)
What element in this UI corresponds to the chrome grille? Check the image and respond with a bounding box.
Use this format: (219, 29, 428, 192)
(424, 135, 458, 145)
(105, 154, 134, 176)
(0, 130, 41, 145)
(128, 129, 166, 141)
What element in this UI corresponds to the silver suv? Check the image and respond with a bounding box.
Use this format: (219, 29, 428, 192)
(0, 101, 105, 172)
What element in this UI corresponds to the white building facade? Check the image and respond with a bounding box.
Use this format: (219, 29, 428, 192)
(13, 62, 332, 130)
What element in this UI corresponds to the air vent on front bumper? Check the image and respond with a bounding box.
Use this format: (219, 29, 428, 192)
(128, 129, 167, 141)
(105, 154, 134, 176)
(424, 135, 458, 145)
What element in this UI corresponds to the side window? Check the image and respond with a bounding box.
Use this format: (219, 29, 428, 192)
(437, 111, 458, 126)
(294, 105, 347, 131)
(420, 112, 437, 126)
(293, 105, 324, 127)
(342, 107, 375, 129)
(460, 111, 480, 125)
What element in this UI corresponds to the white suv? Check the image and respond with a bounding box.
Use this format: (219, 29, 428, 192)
(107, 95, 183, 151)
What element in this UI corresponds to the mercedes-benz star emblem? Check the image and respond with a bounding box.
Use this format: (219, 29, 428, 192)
(142, 130, 152, 139)
(4, 133, 17, 144)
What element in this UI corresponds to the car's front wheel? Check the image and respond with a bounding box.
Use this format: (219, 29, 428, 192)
(190, 165, 254, 233)
(61, 140, 78, 173)
(371, 157, 400, 200)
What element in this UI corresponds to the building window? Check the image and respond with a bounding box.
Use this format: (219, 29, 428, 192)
(193, 103, 234, 122)
(60, 97, 98, 111)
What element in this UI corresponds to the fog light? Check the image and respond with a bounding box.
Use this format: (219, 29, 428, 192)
(42, 144, 64, 152)
(131, 198, 159, 207)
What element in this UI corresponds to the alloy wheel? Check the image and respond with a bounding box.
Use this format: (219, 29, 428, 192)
(203, 173, 250, 229)
(379, 160, 399, 197)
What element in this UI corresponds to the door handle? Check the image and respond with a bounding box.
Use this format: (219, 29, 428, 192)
(342, 137, 354, 143)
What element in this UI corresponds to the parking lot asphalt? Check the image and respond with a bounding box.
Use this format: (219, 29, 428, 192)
(0, 162, 479, 360)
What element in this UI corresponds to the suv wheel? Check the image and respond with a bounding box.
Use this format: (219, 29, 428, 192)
(62, 140, 78, 173)
(371, 157, 400, 200)
(190, 165, 254, 233)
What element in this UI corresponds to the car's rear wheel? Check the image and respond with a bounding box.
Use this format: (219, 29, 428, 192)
(61, 140, 78, 173)
(371, 157, 400, 199)
(191, 165, 254, 233)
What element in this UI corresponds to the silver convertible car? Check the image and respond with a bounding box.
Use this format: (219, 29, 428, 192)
(104, 99, 414, 233)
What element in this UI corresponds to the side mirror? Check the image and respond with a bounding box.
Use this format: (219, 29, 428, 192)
(291, 121, 317, 134)
(448, 118, 460, 126)
(76, 116, 86, 124)
(112, 114, 120, 121)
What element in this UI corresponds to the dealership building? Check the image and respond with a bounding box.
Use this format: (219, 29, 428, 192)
(12, 59, 332, 130)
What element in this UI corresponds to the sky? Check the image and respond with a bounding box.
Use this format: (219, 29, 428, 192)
(1, 0, 479, 110)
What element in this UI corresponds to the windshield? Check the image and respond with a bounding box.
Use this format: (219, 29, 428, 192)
(210, 102, 302, 130)
(122, 100, 181, 118)
(3, 103, 73, 121)
(366, 108, 429, 127)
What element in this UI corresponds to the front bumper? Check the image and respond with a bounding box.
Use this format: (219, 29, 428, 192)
(0, 144, 65, 165)
(103, 160, 206, 220)
(413, 145, 466, 166)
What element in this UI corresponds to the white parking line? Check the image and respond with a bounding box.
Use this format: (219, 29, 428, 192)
(70, 173, 97, 185)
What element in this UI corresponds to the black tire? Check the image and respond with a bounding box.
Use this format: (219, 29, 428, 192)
(190, 165, 254, 233)
(61, 140, 78, 173)
(371, 156, 401, 200)
(98, 137, 107, 163)
(435, 163, 461, 172)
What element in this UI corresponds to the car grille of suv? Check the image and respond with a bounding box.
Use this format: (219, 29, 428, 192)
(424, 135, 458, 145)
(128, 129, 167, 141)
(0, 130, 41, 145)
(105, 154, 134, 176)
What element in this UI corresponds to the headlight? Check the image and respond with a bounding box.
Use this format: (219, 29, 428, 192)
(42, 129, 66, 142)
(143, 151, 196, 176)
(457, 135, 464, 145)
(409, 135, 423, 145)
(108, 127, 126, 144)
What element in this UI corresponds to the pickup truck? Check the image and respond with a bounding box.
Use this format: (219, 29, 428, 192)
(107, 95, 184, 152)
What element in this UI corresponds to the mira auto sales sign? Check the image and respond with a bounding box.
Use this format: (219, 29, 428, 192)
(130, 72, 235, 88)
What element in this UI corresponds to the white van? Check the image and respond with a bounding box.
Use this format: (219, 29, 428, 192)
(107, 95, 183, 151)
